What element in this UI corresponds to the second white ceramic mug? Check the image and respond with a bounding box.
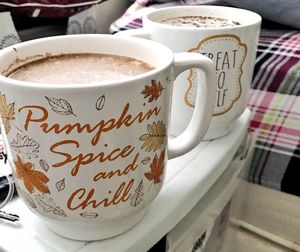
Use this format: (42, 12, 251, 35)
(119, 5, 261, 139)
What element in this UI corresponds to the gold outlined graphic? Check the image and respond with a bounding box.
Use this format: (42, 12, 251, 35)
(185, 34, 247, 116)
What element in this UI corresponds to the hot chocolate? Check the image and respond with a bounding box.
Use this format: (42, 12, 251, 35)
(160, 16, 240, 28)
(8, 53, 154, 84)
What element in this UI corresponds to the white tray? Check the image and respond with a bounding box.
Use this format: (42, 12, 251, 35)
(0, 109, 251, 252)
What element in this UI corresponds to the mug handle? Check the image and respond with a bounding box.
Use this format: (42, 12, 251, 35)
(117, 30, 216, 158)
(168, 53, 216, 159)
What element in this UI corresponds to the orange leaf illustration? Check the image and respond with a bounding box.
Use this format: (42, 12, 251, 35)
(14, 155, 50, 194)
(141, 80, 164, 102)
(0, 92, 15, 133)
(139, 121, 166, 152)
(144, 150, 165, 184)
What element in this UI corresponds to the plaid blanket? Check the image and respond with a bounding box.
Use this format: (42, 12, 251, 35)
(249, 31, 300, 196)
(110, 1, 300, 197)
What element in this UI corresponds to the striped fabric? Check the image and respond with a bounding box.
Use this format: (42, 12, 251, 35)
(110, 1, 300, 197)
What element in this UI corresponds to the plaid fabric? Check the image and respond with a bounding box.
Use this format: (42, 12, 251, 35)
(248, 30, 300, 196)
(110, 1, 300, 197)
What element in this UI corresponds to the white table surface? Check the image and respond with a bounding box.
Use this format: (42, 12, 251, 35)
(0, 109, 251, 252)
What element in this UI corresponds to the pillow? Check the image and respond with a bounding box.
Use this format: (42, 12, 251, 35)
(225, 0, 300, 29)
(0, 0, 107, 18)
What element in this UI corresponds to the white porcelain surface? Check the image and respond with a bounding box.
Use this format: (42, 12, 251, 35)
(0, 35, 215, 240)
(0, 109, 251, 251)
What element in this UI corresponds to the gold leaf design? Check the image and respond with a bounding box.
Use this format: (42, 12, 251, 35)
(45, 96, 76, 116)
(141, 80, 164, 102)
(144, 150, 165, 184)
(139, 121, 166, 152)
(0, 92, 15, 133)
(14, 155, 50, 194)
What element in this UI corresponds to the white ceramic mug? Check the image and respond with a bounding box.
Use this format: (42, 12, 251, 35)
(0, 34, 215, 240)
(120, 6, 261, 139)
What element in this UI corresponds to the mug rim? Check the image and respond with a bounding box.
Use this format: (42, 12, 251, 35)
(145, 5, 262, 30)
(0, 34, 174, 89)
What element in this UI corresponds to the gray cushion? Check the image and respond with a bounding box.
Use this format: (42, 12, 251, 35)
(225, 0, 300, 29)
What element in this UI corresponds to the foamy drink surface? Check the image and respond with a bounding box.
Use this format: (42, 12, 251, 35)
(160, 16, 240, 28)
(8, 53, 154, 84)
